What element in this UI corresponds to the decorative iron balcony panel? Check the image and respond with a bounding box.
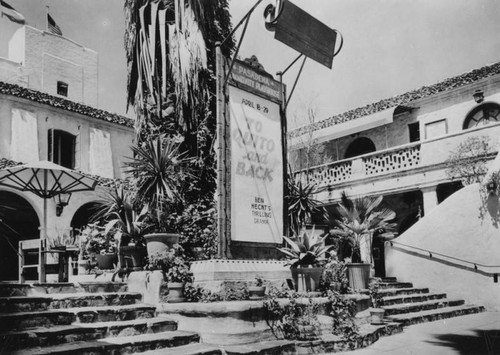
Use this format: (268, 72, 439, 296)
(363, 145, 421, 176)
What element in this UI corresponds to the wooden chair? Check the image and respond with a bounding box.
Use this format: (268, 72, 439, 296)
(18, 239, 46, 283)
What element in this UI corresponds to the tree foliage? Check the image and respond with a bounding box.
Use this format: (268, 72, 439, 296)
(446, 135, 495, 185)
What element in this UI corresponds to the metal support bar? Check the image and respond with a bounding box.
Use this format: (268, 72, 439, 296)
(494, 274, 498, 283)
(281, 53, 303, 76)
(223, 13, 251, 88)
(285, 56, 307, 110)
(221, 0, 264, 46)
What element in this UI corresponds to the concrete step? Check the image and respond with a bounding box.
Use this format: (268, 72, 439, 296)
(380, 292, 447, 306)
(386, 304, 486, 326)
(376, 287, 430, 297)
(223, 340, 295, 355)
(0, 304, 156, 332)
(13, 330, 200, 355)
(0, 282, 128, 297)
(136, 342, 223, 355)
(0, 292, 143, 312)
(378, 282, 413, 289)
(381, 277, 397, 282)
(382, 298, 465, 316)
(0, 317, 177, 351)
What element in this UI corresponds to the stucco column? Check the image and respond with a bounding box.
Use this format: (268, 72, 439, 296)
(421, 185, 438, 216)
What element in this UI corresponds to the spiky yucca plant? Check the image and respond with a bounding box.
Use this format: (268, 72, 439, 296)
(330, 193, 397, 264)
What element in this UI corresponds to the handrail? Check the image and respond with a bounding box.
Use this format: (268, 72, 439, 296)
(387, 240, 500, 283)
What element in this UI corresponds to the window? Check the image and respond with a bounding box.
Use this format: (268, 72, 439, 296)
(425, 119, 447, 139)
(57, 81, 68, 97)
(408, 122, 420, 142)
(48, 129, 76, 169)
(463, 103, 500, 129)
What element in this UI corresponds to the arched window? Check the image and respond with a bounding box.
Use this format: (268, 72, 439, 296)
(463, 103, 500, 129)
(344, 137, 376, 159)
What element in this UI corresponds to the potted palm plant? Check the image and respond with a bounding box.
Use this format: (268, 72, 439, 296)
(329, 192, 397, 290)
(277, 228, 335, 292)
(125, 136, 191, 257)
(93, 186, 148, 271)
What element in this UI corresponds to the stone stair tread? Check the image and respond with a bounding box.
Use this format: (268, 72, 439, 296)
(382, 298, 463, 311)
(135, 342, 223, 355)
(1, 317, 177, 336)
(0, 303, 156, 317)
(1, 291, 142, 301)
(223, 340, 295, 354)
(386, 304, 484, 321)
(377, 287, 429, 294)
(381, 292, 446, 302)
(12, 330, 199, 355)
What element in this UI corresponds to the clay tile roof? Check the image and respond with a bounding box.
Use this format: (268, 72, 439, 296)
(0, 81, 134, 128)
(0, 158, 131, 190)
(289, 61, 500, 138)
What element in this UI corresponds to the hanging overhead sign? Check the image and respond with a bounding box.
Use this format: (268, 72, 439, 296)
(264, 0, 342, 69)
(228, 60, 284, 244)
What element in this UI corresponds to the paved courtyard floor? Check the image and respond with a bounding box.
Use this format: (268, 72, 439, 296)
(330, 312, 500, 355)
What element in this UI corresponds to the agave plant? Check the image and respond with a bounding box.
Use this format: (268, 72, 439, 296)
(92, 185, 147, 248)
(277, 228, 335, 268)
(329, 193, 397, 264)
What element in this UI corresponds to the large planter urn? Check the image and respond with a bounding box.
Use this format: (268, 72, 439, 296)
(96, 253, 117, 270)
(291, 267, 323, 292)
(119, 246, 147, 271)
(144, 233, 180, 256)
(346, 263, 371, 291)
(167, 282, 186, 303)
(248, 286, 266, 300)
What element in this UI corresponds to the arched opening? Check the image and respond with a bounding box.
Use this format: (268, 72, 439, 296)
(0, 191, 40, 281)
(344, 137, 376, 159)
(463, 103, 500, 129)
(71, 202, 99, 234)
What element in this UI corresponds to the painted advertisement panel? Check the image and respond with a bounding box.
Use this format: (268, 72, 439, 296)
(229, 85, 283, 244)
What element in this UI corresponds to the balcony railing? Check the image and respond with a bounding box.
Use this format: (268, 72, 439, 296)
(294, 122, 500, 189)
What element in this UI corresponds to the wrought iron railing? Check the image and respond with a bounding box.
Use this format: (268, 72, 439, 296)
(387, 240, 500, 283)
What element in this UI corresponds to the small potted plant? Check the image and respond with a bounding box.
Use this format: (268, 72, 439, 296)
(277, 228, 334, 293)
(147, 244, 192, 303)
(248, 275, 266, 300)
(320, 255, 349, 294)
(82, 223, 117, 270)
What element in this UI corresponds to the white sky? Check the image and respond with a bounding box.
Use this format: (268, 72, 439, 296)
(1, 0, 500, 128)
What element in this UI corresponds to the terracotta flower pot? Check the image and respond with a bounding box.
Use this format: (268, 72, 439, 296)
(370, 308, 386, 325)
(248, 286, 266, 300)
(167, 282, 185, 303)
(346, 263, 371, 291)
(119, 246, 147, 271)
(96, 253, 117, 270)
(291, 267, 323, 292)
(144, 233, 180, 256)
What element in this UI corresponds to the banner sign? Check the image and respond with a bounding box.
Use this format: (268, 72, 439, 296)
(229, 61, 282, 104)
(228, 81, 283, 244)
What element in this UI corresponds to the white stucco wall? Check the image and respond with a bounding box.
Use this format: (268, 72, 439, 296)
(385, 177, 500, 310)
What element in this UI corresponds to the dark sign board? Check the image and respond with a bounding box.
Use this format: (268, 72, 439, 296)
(273, 0, 337, 69)
(229, 60, 283, 104)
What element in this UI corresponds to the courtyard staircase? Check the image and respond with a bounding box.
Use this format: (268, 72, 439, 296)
(0, 282, 221, 355)
(375, 277, 485, 326)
